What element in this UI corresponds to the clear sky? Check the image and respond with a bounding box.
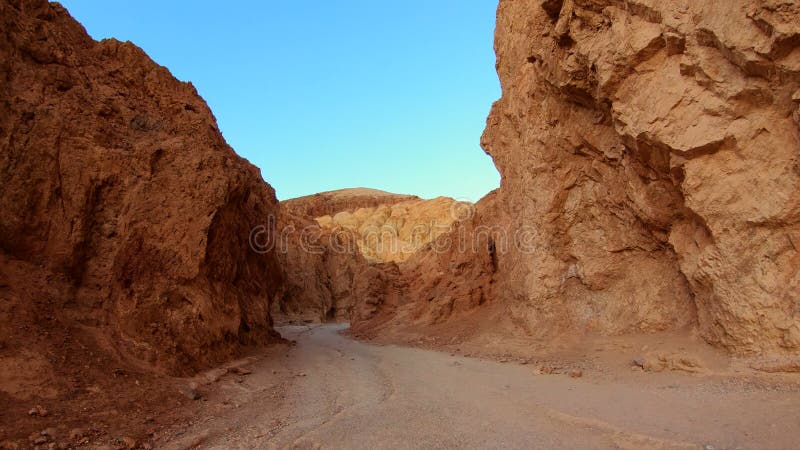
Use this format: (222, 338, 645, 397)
(59, 1, 502, 201)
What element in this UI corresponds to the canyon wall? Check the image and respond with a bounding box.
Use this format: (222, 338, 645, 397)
(314, 195, 460, 263)
(282, 188, 420, 218)
(273, 190, 416, 322)
(354, 0, 800, 356)
(0, 0, 282, 374)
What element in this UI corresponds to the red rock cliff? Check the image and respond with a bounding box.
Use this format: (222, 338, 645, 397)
(0, 0, 282, 374)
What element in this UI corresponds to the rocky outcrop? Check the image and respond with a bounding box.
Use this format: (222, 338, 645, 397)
(275, 190, 463, 322)
(0, 0, 282, 375)
(274, 189, 419, 322)
(282, 188, 420, 218)
(272, 210, 404, 323)
(350, 192, 502, 337)
(313, 194, 461, 263)
(354, 0, 800, 356)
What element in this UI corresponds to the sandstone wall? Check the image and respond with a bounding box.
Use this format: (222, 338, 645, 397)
(354, 0, 800, 356)
(274, 192, 411, 322)
(0, 0, 282, 374)
(282, 188, 420, 218)
(314, 196, 461, 263)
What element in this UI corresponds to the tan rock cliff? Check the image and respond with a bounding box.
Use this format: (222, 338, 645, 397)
(314, 195, 461, 263)
(353, 0, 800, 357)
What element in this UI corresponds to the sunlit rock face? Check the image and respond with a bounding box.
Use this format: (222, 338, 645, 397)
(313, 196, 461, 264)
(353, 0, 800, 356)
(274, 190, 413, 323)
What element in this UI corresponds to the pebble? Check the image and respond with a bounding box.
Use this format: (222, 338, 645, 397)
(28, 405, 48, 417)
(68, 428, 86, 441)
(179, 382, 201, 400)
(569, 369, 583, 378)
(121, 436, 137, 449)
(232, 367, 252, 375)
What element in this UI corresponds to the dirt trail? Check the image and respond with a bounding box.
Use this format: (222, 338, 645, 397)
(162, 324, 800, 449)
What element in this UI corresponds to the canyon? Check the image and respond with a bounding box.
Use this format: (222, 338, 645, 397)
(1, 0, 799, 448)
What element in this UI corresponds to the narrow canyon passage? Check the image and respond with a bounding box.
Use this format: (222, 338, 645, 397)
(163, 325, 800, 449)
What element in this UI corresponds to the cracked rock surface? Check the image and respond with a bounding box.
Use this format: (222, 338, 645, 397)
(354, 0, 800, 357)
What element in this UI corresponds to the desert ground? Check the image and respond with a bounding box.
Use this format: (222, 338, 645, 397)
(152, 324, 800, 449)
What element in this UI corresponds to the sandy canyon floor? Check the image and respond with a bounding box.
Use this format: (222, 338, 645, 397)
(154, 324, 800, 450)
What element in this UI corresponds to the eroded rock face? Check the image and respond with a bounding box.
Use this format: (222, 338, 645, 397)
(282, 188, 420, 218)
(274, 190, 415, 322)
(314, 195, 461, 263)
(275, 190, 464, 323)
(0, 0, 281, 374)
(354, 0, 800, 356)
(350, 192, 503, 337)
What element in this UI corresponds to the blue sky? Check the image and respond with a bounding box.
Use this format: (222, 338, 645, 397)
(60, 1, 501, 201)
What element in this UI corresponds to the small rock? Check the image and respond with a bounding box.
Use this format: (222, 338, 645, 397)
(28, 405, 48, 417)
(568, 369, 583, 378)
(179, 382, 201, 400)
(232, 367, 252, 375)
(68, 428, 86, 441)
(205, 368, 228, 382)
(632, 357, 646, 368)
(121, 436, 137, 449)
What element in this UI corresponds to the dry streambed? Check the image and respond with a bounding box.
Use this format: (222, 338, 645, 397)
(160, 324, 800, 450)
